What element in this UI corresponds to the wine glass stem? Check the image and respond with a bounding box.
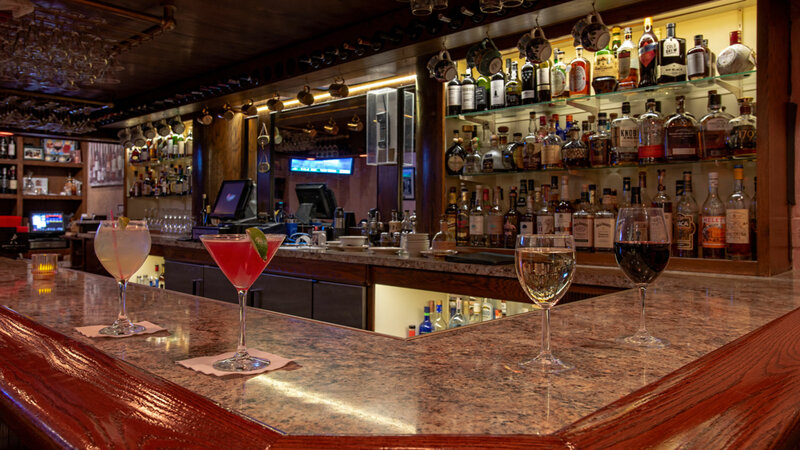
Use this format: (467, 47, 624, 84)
(236, 289, 248, 357)
(541, 307, 552, 357)
(117, 280, 129, 321)
(638, 285, 648, 335)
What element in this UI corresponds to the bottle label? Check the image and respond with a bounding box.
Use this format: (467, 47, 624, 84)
(667, 128, 698, 156)
(447, 85, 462, 106)
(662, 211, 673, 243)
(8, 179, 16, 190)
(536, 67, 550, 85)
(593, 217, 614, 249)
(519, 220, 534, 234)
(554, 212, 572, 233)
(522, 88, 536, 100)
(536, 215, 554, 234)
(594, 54, 615, 78)
(704, 117, 728, 131)
(638, 144, 663, 159)
(475, 86, 487, 108)
(675, 213, 696, 250)
(570, 65, 587, 92)
(542, 144, 561, 165)
(487, 216, 503, 235)
(551, 68, 566, 96)
(663, 39, 680, 57)
(523, 141, 541, 169)
(617, 49, 637, 79)
(614, 124, 639, 149)
(573, 216, 594, 247)
(687, 52, 705, 77)
(447, 155, 465, 173)
(490, 80, 505, 107)
(649, 214, 669, 243)
(482, 155, 494, 172)
(469, 216, 484, 235)
(661, 62, 686, 77)
(462, 85, 475, 109)
(702, 215, 726, 248)
(725, 209, 749, 244)
(639, 43, 658, 68)
(503, 218, 518, 237)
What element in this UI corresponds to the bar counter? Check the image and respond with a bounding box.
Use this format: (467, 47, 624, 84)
(1, 257, 799, 447)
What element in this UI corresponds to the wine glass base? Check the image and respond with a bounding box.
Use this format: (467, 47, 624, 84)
(520, 353, 573, 374)
(98, 321, 145, 336)
(617, 333, 669, 349)
(213, 354, 271, 372)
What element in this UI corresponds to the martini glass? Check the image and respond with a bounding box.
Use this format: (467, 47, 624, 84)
(200, 233, 285, 372)
(94, 220, 152, 336)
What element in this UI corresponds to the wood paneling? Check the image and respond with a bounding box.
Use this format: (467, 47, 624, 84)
(197, 113, 246, 205)
(266, 257, 368, 286)
(415, 55, 445, 234)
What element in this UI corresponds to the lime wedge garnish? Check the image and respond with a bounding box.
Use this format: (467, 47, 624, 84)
(118, 216, 130, 230)
(246, 227, 270, 261)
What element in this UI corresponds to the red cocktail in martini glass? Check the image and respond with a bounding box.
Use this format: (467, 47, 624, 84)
(200, 232, 284, 371)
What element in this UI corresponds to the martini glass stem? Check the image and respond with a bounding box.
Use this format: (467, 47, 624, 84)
(236, 289, 248, 358)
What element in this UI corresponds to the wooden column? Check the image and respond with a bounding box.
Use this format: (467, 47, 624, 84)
(193, 114, 245, 222)
(414, 55, 445, 234)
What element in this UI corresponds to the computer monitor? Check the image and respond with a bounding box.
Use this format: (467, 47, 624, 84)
(210, 179, 255, 220)
(295, 183, 337, 220)
(30, 212, 64, 235)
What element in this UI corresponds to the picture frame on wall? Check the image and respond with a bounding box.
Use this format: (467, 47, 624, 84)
(402, 167, 415, 200)
(23, 145, 44, 160)
(88, 142, 124, 187)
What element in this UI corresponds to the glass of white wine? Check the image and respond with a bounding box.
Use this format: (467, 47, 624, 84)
(94, 219, 152, 336)
(515, 234, 576, 373)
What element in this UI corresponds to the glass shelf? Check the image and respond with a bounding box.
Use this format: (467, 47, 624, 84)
(129, 156, 192, 168)
(446, 71, 756, 122)
(449, 155, 756, 179)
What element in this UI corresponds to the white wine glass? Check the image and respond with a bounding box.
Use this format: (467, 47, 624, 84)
(515, 234, 576, 373)
(94, 220, 151, 335)
(614, 207, 671, 348)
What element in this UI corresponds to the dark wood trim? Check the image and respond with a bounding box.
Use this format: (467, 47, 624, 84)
(415, 54, 445, 234)
(372, 265, 530, 302)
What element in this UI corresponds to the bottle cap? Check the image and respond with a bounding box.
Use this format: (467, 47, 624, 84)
(621, 102, 631, 114)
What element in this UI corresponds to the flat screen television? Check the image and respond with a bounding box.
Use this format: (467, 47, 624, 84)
(290, 157, 353, 175)
(295, 183, 337, 220)
(210, 179, 254, 220)
(30, 212, 64, 235)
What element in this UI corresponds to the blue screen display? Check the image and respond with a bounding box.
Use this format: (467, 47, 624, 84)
(30, 212, 64, 233)
(290, 158, 353, 175)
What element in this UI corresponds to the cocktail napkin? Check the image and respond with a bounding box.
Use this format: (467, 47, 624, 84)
(177, 349, 293, 377)
(75, 321, 167, 338)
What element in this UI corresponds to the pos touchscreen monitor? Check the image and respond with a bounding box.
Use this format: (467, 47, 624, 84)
(295, 183, 337, 220)
(210, 179, 254, 220)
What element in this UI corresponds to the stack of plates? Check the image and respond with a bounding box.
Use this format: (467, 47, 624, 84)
(404, 233, 429, 257)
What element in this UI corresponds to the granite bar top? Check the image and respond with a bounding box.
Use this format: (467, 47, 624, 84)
(1, 258, 798, 436)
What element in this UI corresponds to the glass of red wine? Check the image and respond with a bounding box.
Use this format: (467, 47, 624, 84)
(614, 207, 671, 348)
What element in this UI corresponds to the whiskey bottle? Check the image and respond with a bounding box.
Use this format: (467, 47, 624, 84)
(503, 187, 520, 248)
(461, 67, 476, 113)
(518, 179, 529, 209)
(657, 23, 686, 83)
(638, 98, 664, 163)
(569, 46, 591, 96)
(536, 59, 552, 102)
(638, 17, 659, 88)
(554, 176, 573, 235)
(727, 97, 756, 158)
(445, 187, 459, 235)
(520, 191, 535, 235)
(520, 58, 537, 104)
(700, 92, 731, 159)
(588, 113, 611, 167)
(701, 172, 726, 259)
(594, 188, 615, 252)
(487, 187, 504, 247)
(463, 126, 482, 175)
(687, 34, 710, 80)
(444, 130, 465, 175)
(541, 115, 564, 170)
(446, 76, 461, 115)
(510, 132, 524, 170)
(456, 189, 470, 246)
(610, 102, 639, 166)
(535, 186, 555, 234)
(617, 27, 639, 90)
(620, 176, 632, 209)
(469, 189, 486, 247)
(573, 185, 594, 252)
(562, 121, 589, 168)
(8, 166, 16, 195)
(523, 112, 542, 170)
(551, 49, 568, 99)
(504, 60, 521, 107)
(726, 165, 751, 260)
(674, 171, 699, 257)
(592, 43, 618, 94)
(637, 171, 650, 206)
(665, 96, 699, 161)
(490, 69, 505, 110)
(651, 169, 673, 244)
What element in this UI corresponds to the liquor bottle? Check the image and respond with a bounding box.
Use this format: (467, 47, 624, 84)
(700, 92, 731, 159)
(0, 139, 7, 159)
(638, 17, 659, 88)
(470, 300, 482, 324)
(687, 35, 710, 80)
(490, 69, 505, 110)
(727, 97, 757, 158)
(487, 187, 504, 248)
(701, 172, 726, 259)
(129, 170, 138, 197)
(518, 179, 528, 209)
(463, 127, 482, 175)
(523, 112, 542, 170)
(7, 166, 16, 194)
(592, 43, 617, 94)
(674, 171, 699, 257)
(461, 67, 476, 113)
(448, 297, 466, 328)
(433, 301, 447, 331)
(657, 23, 686, 83)
(520, 191, 535, 235)
(509, 132, 524, 171)
(407, 325, 415, 338)
(456, 189, 470, 246)
(610, 102, 638, 165)
(498, 127, 515, 170)
(7, 137, 15, 160)
(665, 96, 700, 161)
(725, 165, 751, 260)
(555, 115, 566, 141)
(432, 217, 457, 251)
(446, 75, 461, 115)
(554, 176, 573, 235)
(130, 146, 140, 163)
(594, 188, 615, 252)
(536, 59, 551, 102)
(504, 60, 521, 107)
(651, 169, 673, 244)
(717, 30, 756, 75)
(445, 187, 458, 235)
(481, 298, 494, 321)
(521, 58, 537, 104)
(630, 186, 642, 208)
(0, 167, 7, 194)
(535, 186, 555, 234)
(445, 130, 465, 175)
(616, 27, 638, 90)
(588, 113, 611, 167)
(503, 187, 520, 248)
(418, 306, 433, 335)
(638, 98, 664, 163)
(581, 116, 595, 146)
(750, 177, 757, 259)
(569, 46, 591, 96)
(481, 135, 505, 173)
(542, 115, 564, 170)
(562, 121, 589, 168)
(551, 49, 568, 99)
(469, 189, 486, 247)
(476, 73, 490, 111)
(637, 171, 650, 206)
(573, 185, 594, 252)
(620, 176, 632, 208)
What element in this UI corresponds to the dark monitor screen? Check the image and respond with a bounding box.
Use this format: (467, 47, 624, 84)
(30, 212, 64, 234)
(295, 183, 337, 220)
(211, 179, 253, 219)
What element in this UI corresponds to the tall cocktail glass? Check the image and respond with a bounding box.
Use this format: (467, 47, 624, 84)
(200, 233, 284, 371)
(94, 220, 151, 336)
